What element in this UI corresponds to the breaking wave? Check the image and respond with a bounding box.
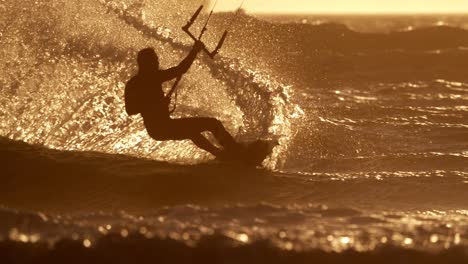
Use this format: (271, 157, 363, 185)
(0, 0, 301, 169)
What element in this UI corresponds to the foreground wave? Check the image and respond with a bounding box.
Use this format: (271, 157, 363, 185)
(1, 234, 466, 264)
(2, 137, 467, 211)
(1, 138, 467, 258)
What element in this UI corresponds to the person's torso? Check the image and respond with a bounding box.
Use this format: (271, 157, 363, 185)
(130, 72, 170, 121)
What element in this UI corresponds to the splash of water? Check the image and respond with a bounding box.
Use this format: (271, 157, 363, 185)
(0, 0, 303, 169)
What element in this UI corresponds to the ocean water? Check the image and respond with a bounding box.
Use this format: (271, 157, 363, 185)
(1, 0, 467, 262)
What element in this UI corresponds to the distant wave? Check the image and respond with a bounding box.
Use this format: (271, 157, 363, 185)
(208, 12, 468, 84)
(215, 12, 468, 51)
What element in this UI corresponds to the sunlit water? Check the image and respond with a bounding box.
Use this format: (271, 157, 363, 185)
(1, 0, 467, 259)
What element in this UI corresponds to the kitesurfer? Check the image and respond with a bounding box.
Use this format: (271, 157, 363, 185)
(125, 41, 240, 157)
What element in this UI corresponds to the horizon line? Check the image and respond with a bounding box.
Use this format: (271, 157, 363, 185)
(214, 11, 468, 16)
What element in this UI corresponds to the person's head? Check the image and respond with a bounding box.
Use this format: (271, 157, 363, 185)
(137, 48, 159, 72)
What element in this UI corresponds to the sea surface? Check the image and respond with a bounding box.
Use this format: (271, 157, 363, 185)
(0, 0, 467, 263)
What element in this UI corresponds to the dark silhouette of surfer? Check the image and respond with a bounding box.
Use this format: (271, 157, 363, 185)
(125, 41, 239, 157)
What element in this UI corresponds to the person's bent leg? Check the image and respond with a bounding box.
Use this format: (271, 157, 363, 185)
(170, 118, 238, 149)
(201, 118, 238, 149)
(146, 123, 222, 156)
(190, 134, 221, 156)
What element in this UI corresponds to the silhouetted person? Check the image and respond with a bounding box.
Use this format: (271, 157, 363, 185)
(125, 41, 239, 157)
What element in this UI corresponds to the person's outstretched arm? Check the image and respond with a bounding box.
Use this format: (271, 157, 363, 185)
(160, 41, 203, 81)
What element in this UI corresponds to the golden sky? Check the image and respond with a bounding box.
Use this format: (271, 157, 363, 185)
(210, 0, 468, 14)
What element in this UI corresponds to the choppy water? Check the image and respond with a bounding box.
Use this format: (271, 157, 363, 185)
(1, 0, 467, 262)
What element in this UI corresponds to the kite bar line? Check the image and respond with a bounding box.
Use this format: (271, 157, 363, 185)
(167, 1, 245, 114)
